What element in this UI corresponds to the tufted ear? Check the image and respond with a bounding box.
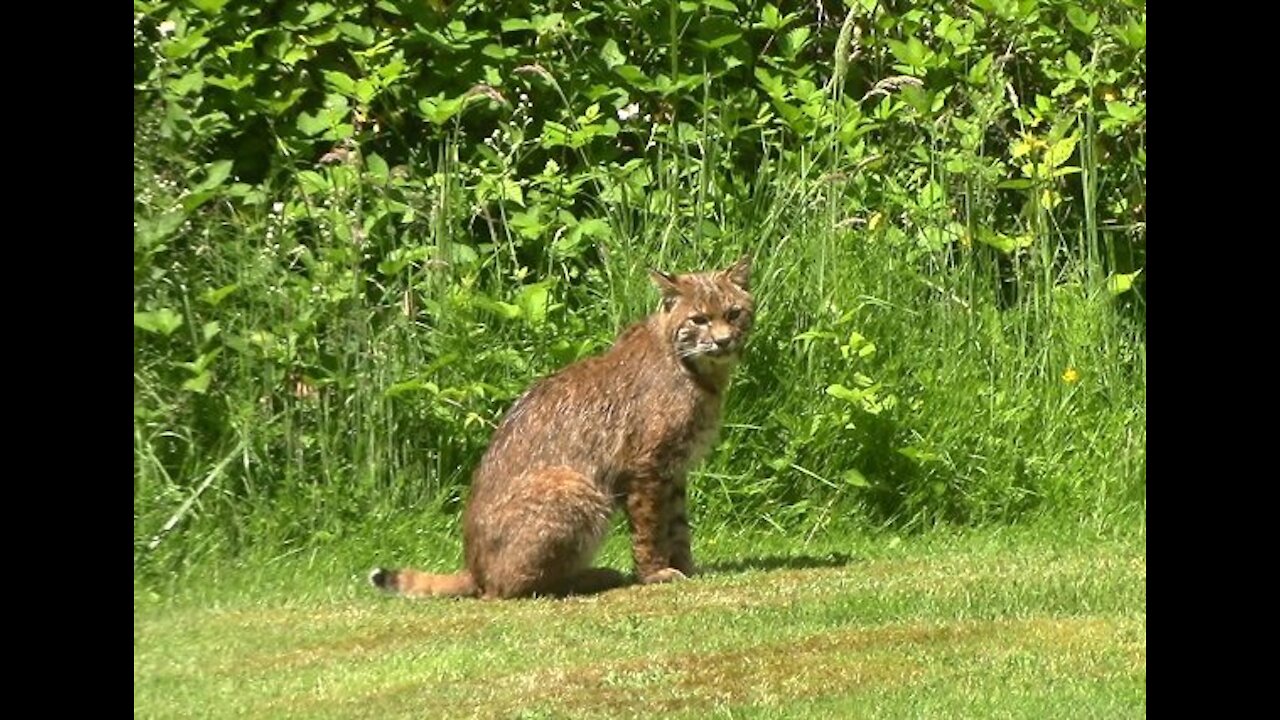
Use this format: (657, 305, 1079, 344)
(722, 254, 752, 291)
(649, 268, 682, 310)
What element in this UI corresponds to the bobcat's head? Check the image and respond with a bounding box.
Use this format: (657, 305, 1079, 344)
(650, 255, 754, 372)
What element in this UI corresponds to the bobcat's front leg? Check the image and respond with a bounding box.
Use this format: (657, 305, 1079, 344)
(626, 473, 687, 584)
(667, 479, 697, 576)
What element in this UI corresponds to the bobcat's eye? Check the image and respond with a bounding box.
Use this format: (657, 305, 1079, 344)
(690, 314, 710, 326)
(725, 306, 742, 322)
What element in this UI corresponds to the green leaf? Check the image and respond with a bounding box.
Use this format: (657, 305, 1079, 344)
(783, 26, 811, 55)
(1114, 17, 1145, 49)
(200, 284, 239, 306)
(385, 379, 440, 398)
(555, 217, 610, 258)
(842, 469, 870, 488)
(162, 30, 209, 60)
(614, 65, 651, 86)
(501, 18, 534, 31)
(897, 445, 942, 463)
(826, 384, 863, 403)
(754, 67, 786, 97)
(1106, 270, 1142, 296)
(418, 94, 466, 125)
(478, 177, 524, 206)
(168, 70, 205, 96)
(136, 211, 186, 249)
(1106, 100, 1141, 123)
(516, 281, 553, 327)
(182, 372, 212, 394)
(204, 74, 254, 92)
(601, 39, 626, 69)
(703, 0, 738, 11)
(178, 348, 222, 374)
(193, 160, 233, 193)
(297, 111, 330, 136)
(1047, 135, 1078, 167)
(975, 228, 1032, 254)
(887, 36, 928, 67)
(134, 309, 184, 337)
(365, 153, 389, 179)
(322, 70, 358, 96)
(532, 12, 564, 34)
(190, 0, 230, 13)
(336, 21, 375, 46)
(296, 170, 328, 194)
(759, 3, 784, 29)
(444, 242, 479, 267)
(377, 246, 430, 276)
(697, 16, 743, 49)
(997, 178, 1035, 190)
(202, 321, 222, 343)
(1066, 6, 1098, 35)
(508, 210, 547, 241)
(1064, 50, 1083, 75)
(471, 297, 523, 320)
(792, 329, 838, 345)
(900, 85, 931, 114)
(481, 43, 518, 60)
(301, 3, 336, 25)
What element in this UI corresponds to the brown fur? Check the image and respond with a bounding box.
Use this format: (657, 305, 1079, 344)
(370, 256, 754, 599)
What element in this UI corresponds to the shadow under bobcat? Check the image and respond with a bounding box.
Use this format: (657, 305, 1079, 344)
(372, 256, 757, 600)
(700, 552, 859, 575)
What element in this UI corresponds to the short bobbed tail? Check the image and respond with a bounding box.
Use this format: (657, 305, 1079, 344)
(368, 567, 480, 598)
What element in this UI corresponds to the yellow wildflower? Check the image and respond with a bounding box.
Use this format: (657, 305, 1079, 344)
(1062, 367, 1080, 384)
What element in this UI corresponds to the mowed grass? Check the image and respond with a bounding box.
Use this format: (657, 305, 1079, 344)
(135, 519, 1144, 718)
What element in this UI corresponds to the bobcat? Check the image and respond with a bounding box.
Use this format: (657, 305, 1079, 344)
(370, 255, 754, 599)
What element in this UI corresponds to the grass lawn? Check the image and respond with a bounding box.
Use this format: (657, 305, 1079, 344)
(134, 518, 1145, 718)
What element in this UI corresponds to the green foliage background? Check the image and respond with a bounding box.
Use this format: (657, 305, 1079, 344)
(134, 0, 1146, 574)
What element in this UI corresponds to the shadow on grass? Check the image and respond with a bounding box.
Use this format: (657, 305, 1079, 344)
(703, 552, 858, 575)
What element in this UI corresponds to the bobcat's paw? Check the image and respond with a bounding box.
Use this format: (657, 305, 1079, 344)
(640, 567, 688, 585)
(672, 562, 699, 577)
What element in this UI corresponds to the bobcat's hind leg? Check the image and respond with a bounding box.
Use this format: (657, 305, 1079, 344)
(553, 567, 632, 596)
(478, 466, 613, 599)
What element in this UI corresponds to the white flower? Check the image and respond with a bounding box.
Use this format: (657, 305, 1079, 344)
(617, 102, 640, 121)
(157, 20, 176, 37)
(272, 202, 285, 214)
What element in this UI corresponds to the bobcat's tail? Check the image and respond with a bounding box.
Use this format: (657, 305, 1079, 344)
(368, 567, 480, 598)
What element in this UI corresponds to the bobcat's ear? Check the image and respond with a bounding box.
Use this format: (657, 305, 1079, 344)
(722, 254, 752, 291)
(649, 268, 681, 311)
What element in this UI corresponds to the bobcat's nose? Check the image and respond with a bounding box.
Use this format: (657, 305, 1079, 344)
(713, 336, 733, 349)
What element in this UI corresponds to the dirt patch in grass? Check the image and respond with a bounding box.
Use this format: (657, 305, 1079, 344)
(211, 610, 506, 677)
(307, 615, 1131, 719)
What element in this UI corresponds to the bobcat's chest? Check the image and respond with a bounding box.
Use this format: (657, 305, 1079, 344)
(660, 395, 725, 476)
